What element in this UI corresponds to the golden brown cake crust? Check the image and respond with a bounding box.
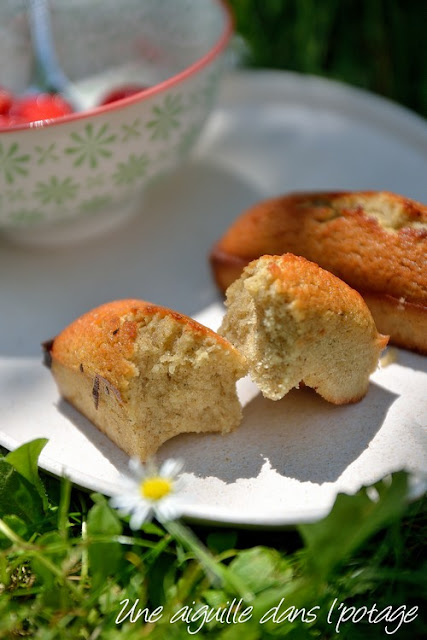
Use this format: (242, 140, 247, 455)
(50, 299, 241, 397)
(210, 191, 427, 353)
(219, 254, 388, 404)
(266, 253, 370, 315)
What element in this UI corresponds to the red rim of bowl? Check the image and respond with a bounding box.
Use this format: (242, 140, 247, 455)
(0, 0, 234, 133)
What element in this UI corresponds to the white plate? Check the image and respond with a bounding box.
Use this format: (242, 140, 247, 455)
(1, 70, 426, 527)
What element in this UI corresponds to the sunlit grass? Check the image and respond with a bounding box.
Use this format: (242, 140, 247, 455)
(228, 0, 427, 117)
(0, 441, 425, 638)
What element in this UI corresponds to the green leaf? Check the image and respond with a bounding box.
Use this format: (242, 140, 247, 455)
(87, 495, 123, 590)
(230, 547, 293, 594)
(0, 515, 28, 549)
(87, 495, 122, 537)
(141, 521, 165, 537)
(207, 531, 238, 554)
(218, 624, 261, 640)
(30, 530, 73, 607)
(203, 588, 229, 608)
(0, 459, 44, 525)
(148, 553, 178, 605)
(6, 438, 49, 510)
(298, 472, 409, 579)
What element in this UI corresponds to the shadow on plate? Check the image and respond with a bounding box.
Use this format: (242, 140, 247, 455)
(386, 349, 427, 375)
(57, 376, 398, 488)
(160, 381, 398, 485)
(57, 398, 130, 474)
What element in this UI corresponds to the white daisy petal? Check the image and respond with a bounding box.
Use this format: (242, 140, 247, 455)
(110, 495, 139, 511)
(156, 498, 182, 522)
(172, 476, 187, 493)
(129, 504, 152, 530)
(118, 475, 140, 489)
(160, 458, 184, 479)
(109, 495, 128, 510)
(157, 507, 177, 523)
(109, 456, 186, 526)
(145, 458, 160, 478)
(129, 457, 145, 478)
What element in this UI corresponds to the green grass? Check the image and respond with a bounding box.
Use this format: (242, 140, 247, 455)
(228, 0, 427, 118)
(0, 440, 426, 638)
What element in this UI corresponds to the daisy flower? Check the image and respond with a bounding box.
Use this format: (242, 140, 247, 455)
(109, 457, 252, 599)
(110, 457, 186, 529)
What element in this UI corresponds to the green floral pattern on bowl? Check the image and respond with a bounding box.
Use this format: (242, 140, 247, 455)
(0, 62, 223, 233)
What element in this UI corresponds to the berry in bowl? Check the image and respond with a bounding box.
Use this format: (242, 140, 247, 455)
(0, 0, 232, 244)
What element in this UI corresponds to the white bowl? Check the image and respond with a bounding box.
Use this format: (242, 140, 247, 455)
(0, 0, 232, 244)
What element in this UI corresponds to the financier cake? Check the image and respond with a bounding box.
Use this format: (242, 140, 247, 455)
(219, 254, 388, 404)
(44, 299, 247, 460)
(211, 191, 427, 353)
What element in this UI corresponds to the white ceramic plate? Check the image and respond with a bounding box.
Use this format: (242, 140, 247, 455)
(1, 70, 426, 527)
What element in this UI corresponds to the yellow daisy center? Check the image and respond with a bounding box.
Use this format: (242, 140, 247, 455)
(141, 476, 172, 501)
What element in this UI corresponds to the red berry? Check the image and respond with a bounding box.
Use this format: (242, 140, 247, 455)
(9, 93, 73, 123)
(0, 87, 14, 115)
(99, 85, 147, 106)
(0, 114, 24, 128)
